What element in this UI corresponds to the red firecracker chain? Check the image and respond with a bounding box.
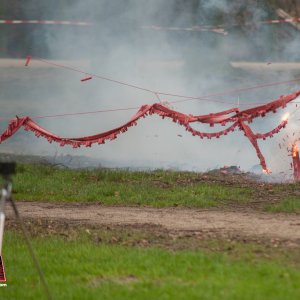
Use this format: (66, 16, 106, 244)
(0, 89, 298, 172)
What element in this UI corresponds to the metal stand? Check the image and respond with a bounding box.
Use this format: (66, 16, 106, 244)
(0, 163, 14, 255)
(0, 162, 52, 299)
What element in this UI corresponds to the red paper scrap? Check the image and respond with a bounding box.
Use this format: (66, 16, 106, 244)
(81, 76, 92, 82)
(25, 55, 31, 66)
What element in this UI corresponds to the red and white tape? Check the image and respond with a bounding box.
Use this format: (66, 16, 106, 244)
(0, 20, 90, 26)
(0, 17, 299, 32)
(263, 18, 300, 24)
(142, 25, 227, 35)
(142, 17, 300, 35)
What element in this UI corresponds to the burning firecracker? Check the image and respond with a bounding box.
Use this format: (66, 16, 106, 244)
(291, 143, 300, 181)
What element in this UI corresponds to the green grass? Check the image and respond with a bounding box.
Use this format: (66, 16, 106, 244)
(264, 196, 300, 213)
(10, 164, 253, 207)
(1, 231, 300, 300)
(3, 163, 300, 212)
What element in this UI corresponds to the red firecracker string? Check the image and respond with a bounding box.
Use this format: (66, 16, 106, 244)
(1, 89, 300, 172)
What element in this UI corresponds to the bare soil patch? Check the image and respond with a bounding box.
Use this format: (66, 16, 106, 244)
(6, 201, 300, 246)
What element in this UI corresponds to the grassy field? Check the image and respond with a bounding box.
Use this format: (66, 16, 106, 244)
(1, 163, 300, 299)
(264, 196, 300, 213)
(11, 163, 254, 207)
(2, 229, 300, 300)
(5, 163, 299, 212)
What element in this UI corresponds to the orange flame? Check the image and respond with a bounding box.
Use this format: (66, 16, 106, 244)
(262, 168, 272, 174)
(292, 143, 299, 158)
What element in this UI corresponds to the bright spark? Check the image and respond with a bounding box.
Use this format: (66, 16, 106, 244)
(282, 112, 290, 121)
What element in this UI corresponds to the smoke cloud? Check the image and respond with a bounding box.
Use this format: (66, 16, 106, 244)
(1, 0, 300, 175)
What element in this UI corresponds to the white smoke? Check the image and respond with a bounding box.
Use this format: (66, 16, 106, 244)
(1, 0, 300, 174)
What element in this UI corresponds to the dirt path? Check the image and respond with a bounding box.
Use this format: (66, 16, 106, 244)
(5, 202, 300, 243)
